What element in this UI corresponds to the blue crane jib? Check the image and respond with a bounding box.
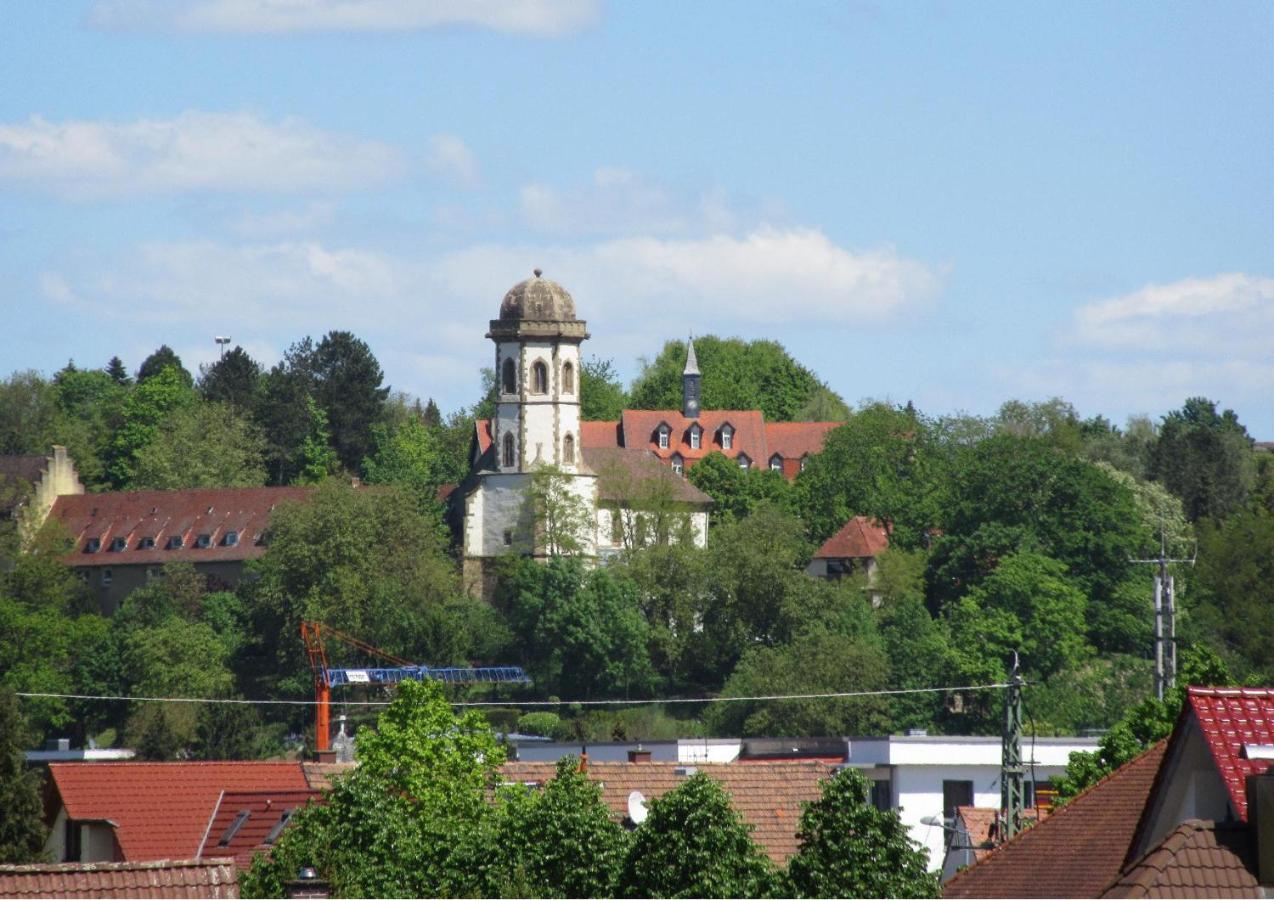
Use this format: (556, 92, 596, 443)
(325, 665, 531, 688)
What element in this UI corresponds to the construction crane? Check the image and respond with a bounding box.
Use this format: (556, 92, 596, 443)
(301, 620, 531, 752)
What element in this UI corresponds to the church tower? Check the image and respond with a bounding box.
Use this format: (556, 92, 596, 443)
(682, 338, 701, 419)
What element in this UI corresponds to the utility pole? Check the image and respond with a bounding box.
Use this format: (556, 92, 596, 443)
(1131, 528, 1195, 701)
(1000, 651, 1025, 842)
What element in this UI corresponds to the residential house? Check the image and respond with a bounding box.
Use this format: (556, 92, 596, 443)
(0, 858, 238, 899)
(805, 515, 891, 597)
(197, 790, 322, 871)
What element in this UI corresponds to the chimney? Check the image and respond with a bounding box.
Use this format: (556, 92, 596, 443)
(628, 746, 652, 764)
(1247, 766, 1274, 885)
(578, 746, 588, 773)
(682, 338, 701, 419)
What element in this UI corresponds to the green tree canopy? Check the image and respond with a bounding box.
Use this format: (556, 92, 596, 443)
(107, 365, 197, 487)
(198, 346, 262, 410)
(136, 345, 192, 386)
(688, 451, 796, 525)
(310, 331, 390, 472)
(787, 768, 938, 899)
(1149, 397, 1254, 521)
(0, 686, 47, 863)
(132, 402, 267, 490)
(581, 356, 629, 421)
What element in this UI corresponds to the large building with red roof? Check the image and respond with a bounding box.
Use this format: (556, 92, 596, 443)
(452, 272, 839, 596)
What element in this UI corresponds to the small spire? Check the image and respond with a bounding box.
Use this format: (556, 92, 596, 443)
(683, 337, 700, 375)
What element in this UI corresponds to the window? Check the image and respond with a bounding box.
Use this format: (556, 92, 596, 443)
(800, 454, 809, 472)
(167, 535, 183, 549)
(263, 809, 293, 846)
(218, 810, 251, 847)
(532, 360, 548, 394)
(224, 531, 239, 547)
(737, 453, 751, 470)
(671, 453, 684, 475)
(139, 536, 155, 550)
(562, 361, 574, 394)
(720, 425, 733, 449)
(195, 533, 212, 549)
(503, 530, 513, 547)
(658, 425, 670, 450)
(85, 537, 101, 553)
(870, 779, 892, 812)
(110, 536, 128, 552)
(502, 433, 516, 468)
(689, 425, 701, 450)
(563, 433, 575, 464)
(942, 780, 974, 823)
(101, 569, 112, 587)
(502, 358, 517, 394)
(769, 454, 783, 472)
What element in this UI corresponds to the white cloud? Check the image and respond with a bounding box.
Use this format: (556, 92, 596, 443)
(230, 202, 337, 237)
(0, 112, 404, 198)
(1074, 273, 1274, 353)
(88, 0, 599, 36)
(425, 134, 481, 188)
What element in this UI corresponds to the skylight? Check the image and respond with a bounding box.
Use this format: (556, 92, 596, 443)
(218, 810, 250, 847)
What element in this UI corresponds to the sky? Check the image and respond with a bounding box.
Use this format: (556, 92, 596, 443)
(1, 1, 1271, 435)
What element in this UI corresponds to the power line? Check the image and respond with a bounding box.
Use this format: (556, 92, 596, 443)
(15, 682, 1011, 710)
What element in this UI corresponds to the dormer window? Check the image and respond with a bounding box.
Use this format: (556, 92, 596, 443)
(168, 535, 184, 550)
(720, 424, 734, 450)
(532, 360, 548, 394)
(195, 533, 212, 549)
(737, 453, 751, 471)
(110, 537, 128, 552)
(139, 536, 155, 550)
(224, 531, 239, 547)
(657, 424, 671, 450)
(769, 455, 783, 472)
(85, 537, 101, 553)
(671, 453, 684, 476)
(800, 454, 809, 472)
(689, 424, 702, 450)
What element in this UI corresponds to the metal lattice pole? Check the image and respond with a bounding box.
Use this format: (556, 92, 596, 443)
(1000, 652, 1025, 841)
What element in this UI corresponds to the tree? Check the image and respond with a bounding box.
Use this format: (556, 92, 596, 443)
(581, 356, 629, 421)
(198, 346, 262, 410)
(0, 686, 47, 863)
(787, 768, 937, 899)
(106, 366, 197, 487)
(242, 679, 505, 899)
(525, 464, 594, 556)
(628, 336, 835, 423)
(136, 345, 192, 386)
(688, 451, 796, 525)
(994, 397, 1083, 452)
(310, 331, 390, 472)
(1193, 507, 1274, 679)
(105, 356, 131, 386)
(0, 371, 59, 456)
(617, 771, 777, 898)
(295, 397, 339, 484)
(1150, 397, 1254, 521)
(797, 403, 944, 548)
(362, 418, 449, 520)
(132, 402, 267, 490)
(255, 340, 317, 484)
(491, 755, 628, 897)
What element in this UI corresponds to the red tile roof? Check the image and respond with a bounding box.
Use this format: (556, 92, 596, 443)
(1185, 687, 1274, 823)
(813, 516, 891, 559)
(620, 409, 768, 468)
(499, 760, 830, 863)
(197, 790, 322, 870)
(49, 487, 311, 568)
(943, 741, 1168, 898)
(580, 419, 622, 448)
(49, 762, 310, 862)
(0, 858, 238, 899)
(952, 806, 1044, 864)
(1102, 819, 1260, 898)
(583, 447, 712, 505)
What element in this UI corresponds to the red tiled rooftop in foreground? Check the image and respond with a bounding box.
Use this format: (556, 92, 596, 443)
(0, 858, 238, 899)
(49, 762, 310, 862)
(943, 741, 1168, 899)
(813, 515, 890, 559)
(1185, 687, 1274, 822)
(500, 760, 830, 863)
(198, 790, 322, 870)
(1102, 819, 1260, 898)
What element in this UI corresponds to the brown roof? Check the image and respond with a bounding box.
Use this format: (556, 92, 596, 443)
(302, 762, 354, 791)
(1102, 820, 1260, 898)
(49, 762, 310, 862)
(813, 516, 891, 559)
(49, 487, 311, 568)
(0, 858, 238, 898)
(953, 806, 1044, 864)
(583, 447, 712, 505)
(197, 790, 322, 870)
(944, 741, 1168, 899)
(500, 760, 830, 862)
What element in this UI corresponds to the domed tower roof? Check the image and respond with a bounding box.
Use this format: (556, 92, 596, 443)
(488, 269, 589, 342)
(500, 269, 577, 322)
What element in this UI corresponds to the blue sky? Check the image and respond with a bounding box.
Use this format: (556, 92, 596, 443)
(2, 1, 1271, 434)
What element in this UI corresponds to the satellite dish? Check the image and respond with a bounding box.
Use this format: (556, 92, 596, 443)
(627, 790, 648, 825)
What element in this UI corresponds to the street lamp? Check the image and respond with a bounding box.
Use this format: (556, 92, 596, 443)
(214, 336, 231, 358)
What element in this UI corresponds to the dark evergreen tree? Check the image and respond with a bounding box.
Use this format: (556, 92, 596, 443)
(136, 345, 192, 386)
(1149, 397, 1254, 521)
(0, 686, 48, 863)
(105, 356, 131, 385)
(254, 338, 318, 485)
(199, 346, 263, 410)
(310, 331, 390, 472)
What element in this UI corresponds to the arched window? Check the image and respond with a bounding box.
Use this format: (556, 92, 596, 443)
(563, 433, 575, 464)
(737, 453, 751, 471)
(671, 453, 684, 475)
(689, 424, 702, 450)
(502, 433, 515, 468)
(532, 361, 548, 394)
(769, 454, 783, 472)
(562, 361, 574, 394)
(657, 425, 670, 450)
(720, 424, 734, 450)
(502, 358, 516, 394)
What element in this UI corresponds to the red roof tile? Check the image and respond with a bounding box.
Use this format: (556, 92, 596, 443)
(475, 419, 493, 456)
(1185, 687, 1274, 822)
(943, 741, 1168, 898)
(1102, 820, 1260, 898)
(49, 762, 310, 862)
(953, 806, 1044, 864)
(763, 421, 838, 459)
(0, 858, 238, 899)
(50, 487, 312, 568)
(620, 409, 769, 468)
(198, 790, 322, 870)
(813, 516, 890, 559)
(580, 420, 622, 448)
(499, 760, 829, 863)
